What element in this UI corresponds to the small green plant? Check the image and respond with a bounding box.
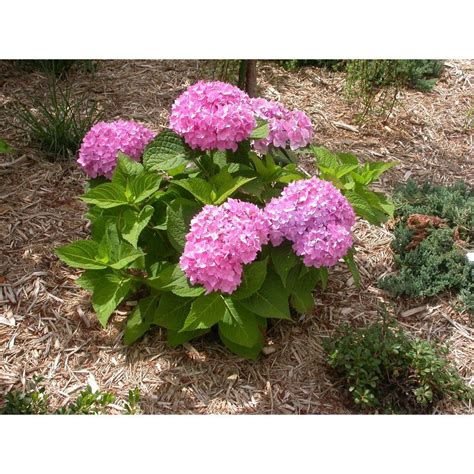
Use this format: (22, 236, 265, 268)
(378, 180, 473, 312)
(278, 60, 346, 71)
(345, 60, 444, 123)
(14, 77, 103, 159)
(13, 60, 96, 77)
(1, 379, 141, 415)
(324, 311, 472, 413)
(0, 138, 15, 154)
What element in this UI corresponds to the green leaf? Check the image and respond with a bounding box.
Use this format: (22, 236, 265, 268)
(108, 243, 144, 269)
(290, 286, 315, 314)
(121, 205, 154, 248)
(147, 263, 205, 297)
(128, 173, 162, 204)
(0, 138, 14, 154)
(167, 328, 209, 348)
(312, 146, 340, 169)
(271, 242, 300, 286)
(218, 330, 262, 360)
(239, 270, 291, 320)
(232, 258, 268, 300)
(55, 240, 106, 270)
(153, 292, 192, 330)
(166, 198, 202, 253)
(213, 176, 256, 205)
(219, 297, 261, 348)
(343, 248, 361, 288)
(112, 152, 144, 188)
(336, 152, 359, 166)
(344, 189, 381, 225)
(181, 293, 226, 331)
(124, 295, 159, 345)
(249, 118, 269, 140)
(77, 270, 134, 327)
(172, 178, 213, 204)
(81, 183, 129, 209)
(142, 129, 193, 172)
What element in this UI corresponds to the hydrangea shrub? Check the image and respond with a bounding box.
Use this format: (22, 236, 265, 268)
(56, 81, 395, 359)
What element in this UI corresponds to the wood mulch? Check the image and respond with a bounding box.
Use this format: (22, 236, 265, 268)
(0, 60, 472, 413)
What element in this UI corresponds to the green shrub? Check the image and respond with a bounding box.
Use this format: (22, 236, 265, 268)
(55, 128, 394, 359)
(14, 78, 103, 159)
(1, 378, 141, 415)
(378, 180, 473, 312)
(345, 60, 444, 122)
(13, 60, 95, 77)
(324, 313, 472, 413)
(278, 60, 346, 71)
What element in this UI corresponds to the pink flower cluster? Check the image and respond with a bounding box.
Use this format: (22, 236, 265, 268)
(250, 97, 313, 153)
(179, 199, 270, 294)
(264, 177, 355, 268)
(169, 81, 256, 152)
(77, 120, 156, 179)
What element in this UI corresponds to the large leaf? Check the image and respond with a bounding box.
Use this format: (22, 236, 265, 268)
(239, 270, 291, 320)
(290, 286, 315, 314)
(172, 178, 213, 204)
(81, 183, 129, 209)
(121, 205, 154, 248)
(147, 263, 205, 297)
(153, 292, 192, 330)
(271, 242, 300, 286)
(55, 240, 106, 270)
(77, 270, 134, 327)
(112, 152, 144, 188)
(232, 258, 268, 300)
(344, 189, 383, 225)
(249, 118, 269, 140)
(213, 176, 256, 205)
(312, 146, 340, 169)
(124, 294, 159, 345)
(142, 129, 193, 172)
(218, 330, 263, 360)
(167, 328, 209, 348)
(166, 198, 202, 253)
(181, 293, 226, 331)
(219, 297, 261, 348)
(128, 173, 162, 204)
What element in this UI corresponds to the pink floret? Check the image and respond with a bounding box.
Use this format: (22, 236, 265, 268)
(179, 199, 270, 294)
(169, 81, 256, 152)
(77, 120, 156, 179)
(264, 177, 355, 268)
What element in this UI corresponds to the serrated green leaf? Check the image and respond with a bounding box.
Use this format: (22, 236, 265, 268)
(77, 270, 134, 327)
(213, 176, 256, 205)
(232, 258, 268, 300)
(172, 178, 213, 204)
(121, 205, 154, 248)
(108, 244, 144, 269)
(344, 189, 380, 224)
(249, 118, 269, 140)
(167, 328, 209, 348)
(81, 183, 129, 209)
(128, 173, 162, 204)
(218, 330, 262, 360)
(147, 263, 205, 297)
(124, 294, 159, 345)
(239, 270, 291, 320)
(142, 129, 193, 172)
(166, 198, 202, 253)
(271, 242, 299, 286)
(181, 293, 226, 331)
(55, 240, 106, 270)
(153, 292, 192, 330)
(219, 297, 261, 347)
(290, 286, 315, 314)
(312, 146, 340, 169)
(112, 152, 144, 188)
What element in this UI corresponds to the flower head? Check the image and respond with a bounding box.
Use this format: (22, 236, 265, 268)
(169, 81, 256, 152)
(264, 177, 355, 267)
(250, 97, 313, 153)
(179, 199, 270, 294)
(77, 120, 156, 179)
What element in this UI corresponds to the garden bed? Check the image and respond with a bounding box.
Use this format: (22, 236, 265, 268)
(0, 60, 472, 413)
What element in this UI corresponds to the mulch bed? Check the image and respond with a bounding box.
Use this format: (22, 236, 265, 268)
(0, 60, 472, 413)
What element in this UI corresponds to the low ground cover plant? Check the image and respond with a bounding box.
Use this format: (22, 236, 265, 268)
(56, 80, 395, 359)
(324, 311, 473, 413)
(1, 377, 140, 415)
(379, 180, 473, 313)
